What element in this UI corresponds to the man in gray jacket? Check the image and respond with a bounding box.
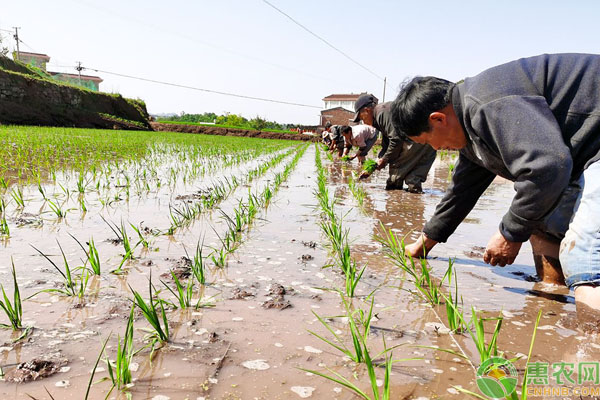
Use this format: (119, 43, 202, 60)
(353, 94, 436, 192)
(391, 53, 600, 323)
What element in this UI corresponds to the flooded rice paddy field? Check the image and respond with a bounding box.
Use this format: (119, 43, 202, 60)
(0, 126, 598, 399)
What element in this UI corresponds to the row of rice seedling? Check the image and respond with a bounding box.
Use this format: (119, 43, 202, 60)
(80, 144, 310, 398)
(166, 147, 297, 235)
(206, 144, 309, 268)
(304, 293, 402, 400)
(347, 173, 367, 209)
(310, 146, 543, 399)
(376, 227, 543, 398)
(305, 145, 407, 399)
(313, 144, 365, 298)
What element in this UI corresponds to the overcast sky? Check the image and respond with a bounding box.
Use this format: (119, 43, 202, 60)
(1, 1, 598, 125)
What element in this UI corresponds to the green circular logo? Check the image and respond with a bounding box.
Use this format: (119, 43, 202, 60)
(476, 357, 518, 398)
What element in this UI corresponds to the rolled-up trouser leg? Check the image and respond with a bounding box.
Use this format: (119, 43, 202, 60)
(404, 146, 437, 191)
(531, 175, 583, 285)
(559, 160, 600, 288)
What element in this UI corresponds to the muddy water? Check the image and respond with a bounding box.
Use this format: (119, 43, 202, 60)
(0, 145, 598, 399)
(328, 154, 600, 399)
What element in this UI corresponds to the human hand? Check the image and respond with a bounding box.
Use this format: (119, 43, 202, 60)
(405, 233, 438, 258)
(359, 171, 371, 180)
(376, 158, 386, 170)
(483, 230, 522, 266)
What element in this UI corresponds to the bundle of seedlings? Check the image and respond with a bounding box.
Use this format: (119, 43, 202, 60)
(362, 159, 377, 174)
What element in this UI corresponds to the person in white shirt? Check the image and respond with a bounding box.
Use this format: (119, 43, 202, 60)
(341, 124, 378, 163)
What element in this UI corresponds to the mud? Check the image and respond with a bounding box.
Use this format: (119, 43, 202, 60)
(4, 355, 67, 383)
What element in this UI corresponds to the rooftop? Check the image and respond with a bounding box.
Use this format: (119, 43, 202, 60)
(49, 72, 103, 82)
(15, 51, 50, 61)
(322, 93, 365, 101)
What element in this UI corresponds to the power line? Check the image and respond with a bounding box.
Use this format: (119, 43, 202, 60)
(69, 0, 349, 87)
(262, 0, 384, 82)
(84, 66, 322, 109)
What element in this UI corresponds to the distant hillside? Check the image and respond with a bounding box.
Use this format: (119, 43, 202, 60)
(0, 57, 151, 130)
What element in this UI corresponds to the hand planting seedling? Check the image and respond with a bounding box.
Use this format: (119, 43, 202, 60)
(341, 155, 352, 162)
(362, 159, 377, 174)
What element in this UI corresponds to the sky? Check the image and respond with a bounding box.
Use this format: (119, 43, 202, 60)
(1, 0, 598, 125)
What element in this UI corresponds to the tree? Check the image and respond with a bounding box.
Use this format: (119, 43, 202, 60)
(250, 116, 267, 131)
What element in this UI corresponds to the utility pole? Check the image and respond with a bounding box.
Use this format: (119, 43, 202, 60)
(12, 27, 20, 60)
(382, 77, 387, 103)
(75, 61, 83, 86)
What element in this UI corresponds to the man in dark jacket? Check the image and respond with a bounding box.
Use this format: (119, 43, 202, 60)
(391, 53, 600, 321)
(353, 94, 436, 192)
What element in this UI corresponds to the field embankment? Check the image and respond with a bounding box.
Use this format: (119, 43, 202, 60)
(0, 57, 151, 130)
(151, 121, 320, 141)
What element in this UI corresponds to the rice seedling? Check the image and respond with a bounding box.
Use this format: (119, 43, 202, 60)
(85, 336, 110, 400)
(161, 271, 195, 309)
(348, 174, 367, 209)
(104, 307, 135, 393)
(362, 159, 377, 174)
(37, 180, 48, 201)
(76, 173, 87, 193)
(341, 155, 352, 162)
(210, 247, 227, 268)
(0, 214, 9, 237)
(70, 234, 101, 275)
(308, 295, 375, 363)
(0, 259, 23, 330)
(74, 269, 91, 298)
(375, 226, 452, 305)
(31, 242, 78, 297)
(46, 198, 68, 218)
(11, 187, 25, 208)
(78, 196, 87, 212)
(188, 241, 206, 285)
(342, 251, 367, 298)
(130, 223, 150, 248)
(130, 277, 170, 356)
(302, 347, 395, 400)
(452, 310, 543, 400)
(304, 296, 411, 400)
(262, 185, 273, 203)
(443, 267, 464, 333)
(102, 217, 136, 260)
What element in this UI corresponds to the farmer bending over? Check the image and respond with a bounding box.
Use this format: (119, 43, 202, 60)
(391, 53, 600, 324)
(341, 124, 378, 164)
(326, 123, 346, 157)
(352, 93, 436, 193)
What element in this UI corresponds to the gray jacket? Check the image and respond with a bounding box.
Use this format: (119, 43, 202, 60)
(424, 53, 600, 243)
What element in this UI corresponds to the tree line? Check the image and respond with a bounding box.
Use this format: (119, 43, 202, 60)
(159, 112, 298, 132)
